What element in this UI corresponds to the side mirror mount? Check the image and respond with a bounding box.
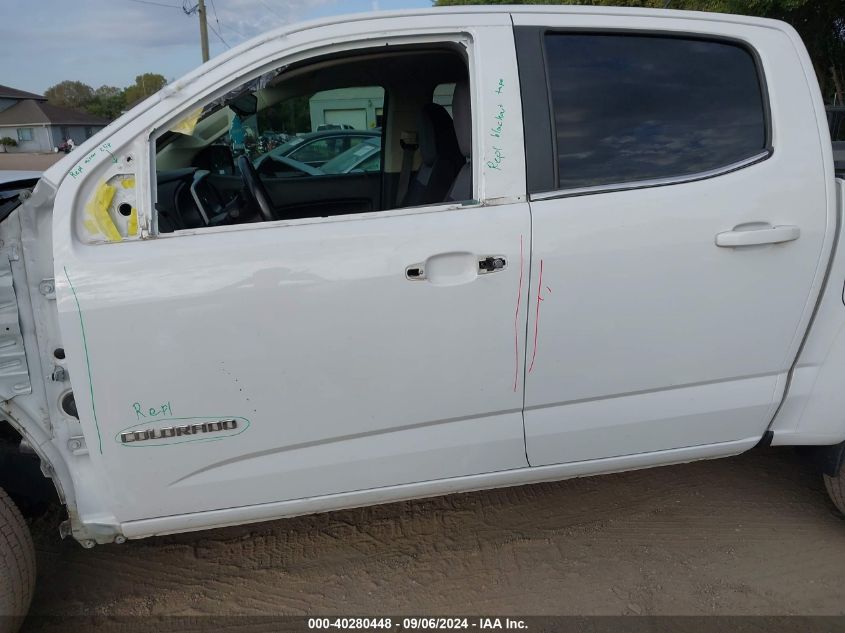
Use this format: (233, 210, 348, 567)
(229, 93, 258, 117)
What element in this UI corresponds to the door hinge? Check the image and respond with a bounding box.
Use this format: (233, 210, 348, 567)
(67, 436, 88, 456)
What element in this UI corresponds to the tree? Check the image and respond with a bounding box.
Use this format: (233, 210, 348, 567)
(433, 0, 844, 103)
(123, 73, 168, 106)
(42, 73, 168, 122)
(85, 85, 126, 120)
(44, 80, 95, 110)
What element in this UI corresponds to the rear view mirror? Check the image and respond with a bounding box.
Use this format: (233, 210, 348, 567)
(229, 93, 258, 117)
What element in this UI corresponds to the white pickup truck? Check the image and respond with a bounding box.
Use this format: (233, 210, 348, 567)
(0, 5, 843, 625)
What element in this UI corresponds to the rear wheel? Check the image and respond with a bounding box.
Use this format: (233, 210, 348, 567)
(825, 465, 845, 516)
(0, 487, 35, 632)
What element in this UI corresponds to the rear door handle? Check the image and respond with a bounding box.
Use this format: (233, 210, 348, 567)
(715, 225, 800, 247)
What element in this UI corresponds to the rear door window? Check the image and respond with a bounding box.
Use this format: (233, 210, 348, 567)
(544, 33, 768, 190)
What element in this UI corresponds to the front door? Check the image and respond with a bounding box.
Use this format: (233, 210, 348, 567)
(54, 23, 531, 523)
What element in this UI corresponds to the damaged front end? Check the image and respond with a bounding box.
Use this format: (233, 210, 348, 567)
(0, 172, 122, 546)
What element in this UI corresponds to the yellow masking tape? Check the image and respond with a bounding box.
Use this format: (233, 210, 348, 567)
(122, 177, 136, 189)
(83, 218, 99, 235)
(170, 107, 203, 136)
(128, 208, 138, 237)
(85, 182, 122, 242)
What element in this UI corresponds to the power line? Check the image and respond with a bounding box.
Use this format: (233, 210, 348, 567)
(208, 23, 231, 49)
(127, 0, 182, 8)
(209, 0, 221, 26)
(208, 0, 230, 45)
(259, 0, 284, 20)
(128, 0, 211, 61)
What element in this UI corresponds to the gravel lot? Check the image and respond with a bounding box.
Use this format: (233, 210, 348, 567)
(0, 153, 65, 172)
(18, 447, 845, 630)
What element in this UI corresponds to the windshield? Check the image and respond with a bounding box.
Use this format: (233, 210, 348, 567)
(320, 137, 381, 174)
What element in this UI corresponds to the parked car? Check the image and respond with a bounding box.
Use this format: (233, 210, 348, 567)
(0, 171, 40, 187)
(257, 129, 380, 168)
(1, 6, 844, 627)
(256, 136, 382, 179)
(316, 123, 355, 131)
(319, 135, 381, 174)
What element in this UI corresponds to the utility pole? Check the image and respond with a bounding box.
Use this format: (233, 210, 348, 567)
(198, 0, 210, 63)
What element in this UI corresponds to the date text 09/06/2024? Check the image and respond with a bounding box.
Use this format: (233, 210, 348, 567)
(307, 617, 528, 630)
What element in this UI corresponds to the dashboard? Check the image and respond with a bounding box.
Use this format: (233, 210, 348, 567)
(155, 168, 252, 233)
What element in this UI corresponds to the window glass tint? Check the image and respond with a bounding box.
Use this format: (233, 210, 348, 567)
(545, 34, 767, 190)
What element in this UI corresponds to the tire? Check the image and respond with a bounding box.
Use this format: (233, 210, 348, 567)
(825, 465, 845, 516)
(0, 487, 35, 632)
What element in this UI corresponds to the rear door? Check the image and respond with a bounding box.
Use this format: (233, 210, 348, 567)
(513, 14, 835, 465)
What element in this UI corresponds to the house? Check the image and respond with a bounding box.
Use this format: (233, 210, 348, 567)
(0, 84, 109, 153)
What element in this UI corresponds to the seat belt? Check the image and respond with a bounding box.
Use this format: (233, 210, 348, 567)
(396, 130, 418, 207)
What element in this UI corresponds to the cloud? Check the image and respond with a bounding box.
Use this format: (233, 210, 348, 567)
(205, 0, 340, 43)
(1, 0, 339, 52)
(0, 0, 344, 91)
(1, 0, 426, 92)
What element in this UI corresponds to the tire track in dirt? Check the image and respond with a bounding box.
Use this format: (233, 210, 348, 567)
(22, 448, 845, 626)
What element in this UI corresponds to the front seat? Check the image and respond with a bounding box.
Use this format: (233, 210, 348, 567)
(447, 80, 471, 201)
(401, 103, 463, 207)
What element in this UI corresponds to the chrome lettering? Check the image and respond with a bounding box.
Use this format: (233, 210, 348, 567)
(120, 419, 239, 444)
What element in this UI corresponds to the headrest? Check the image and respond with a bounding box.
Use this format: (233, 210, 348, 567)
(451, 80, 471, 158)
(417, 103, 461, 166)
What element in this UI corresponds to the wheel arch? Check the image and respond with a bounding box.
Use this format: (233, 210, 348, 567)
(813, 440, 845, 477)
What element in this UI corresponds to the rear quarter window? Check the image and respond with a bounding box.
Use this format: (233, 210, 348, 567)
(544, 33, 768, 191)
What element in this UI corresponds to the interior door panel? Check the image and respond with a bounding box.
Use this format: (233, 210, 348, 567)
(264, 173, 382, 218)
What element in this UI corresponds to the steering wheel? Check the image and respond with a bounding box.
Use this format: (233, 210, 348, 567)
(236, 154, 278, 221)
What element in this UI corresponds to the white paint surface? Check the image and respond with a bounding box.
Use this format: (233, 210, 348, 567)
(0, 6, 837, 541)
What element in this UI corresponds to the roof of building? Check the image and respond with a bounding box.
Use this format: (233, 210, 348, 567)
(0, 85, 46, 101)
(0, 99, 108, 127)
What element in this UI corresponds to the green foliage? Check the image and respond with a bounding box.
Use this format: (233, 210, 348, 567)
(258, 95, 312, 135)
(433, 0, 844, 102)
(85, 85, 126, 120)
(0, 137, 17, 147)
(43, 80, 94, 111)
(123, 73, 168, 106)
(44, 73, 169, 122)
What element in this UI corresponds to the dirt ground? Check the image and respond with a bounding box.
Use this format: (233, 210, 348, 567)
(0, 153, 64, 172)
(17, 446, 843, 628)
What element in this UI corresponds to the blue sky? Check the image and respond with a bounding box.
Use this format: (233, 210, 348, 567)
(0, 0, 431, 94)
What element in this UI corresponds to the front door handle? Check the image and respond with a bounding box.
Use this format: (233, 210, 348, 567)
(715, 224, 800, 247)
(405, 253, 507, 284)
